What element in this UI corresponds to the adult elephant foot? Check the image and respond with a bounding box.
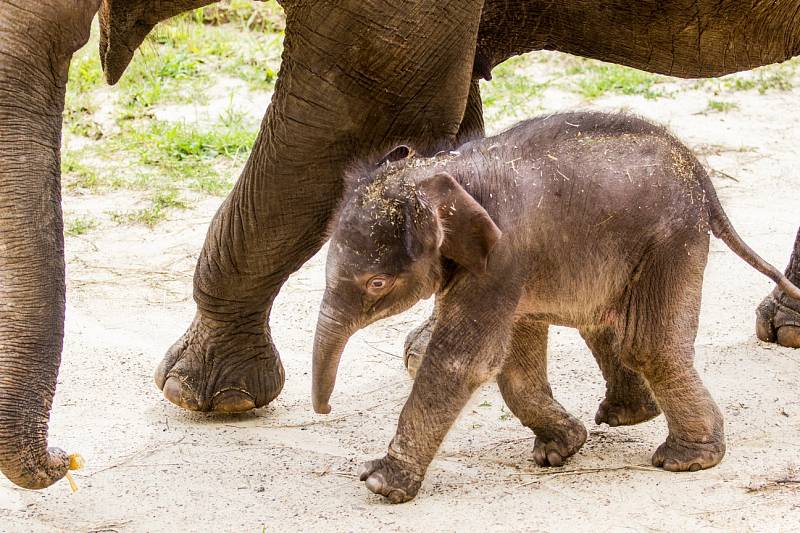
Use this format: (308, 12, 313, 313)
(756, 228, 800, 348)
(155, 312, 284, 413)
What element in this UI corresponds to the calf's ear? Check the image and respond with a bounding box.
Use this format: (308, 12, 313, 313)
(417, 173, 502, 275)
(377, 145, 415, 165)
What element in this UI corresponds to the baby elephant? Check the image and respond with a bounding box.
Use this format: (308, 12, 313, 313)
(312, 111, 800, 503)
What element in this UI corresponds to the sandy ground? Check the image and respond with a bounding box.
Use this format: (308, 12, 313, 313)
(2, 59, 800, 532)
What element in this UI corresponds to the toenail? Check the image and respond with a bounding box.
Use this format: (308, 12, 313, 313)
(211, 389, 256, 413)
(547, 450, 563, 467)
(388, 490, 406, 504)
(366, 473, 384, 493)
(163, 377, 202, 411)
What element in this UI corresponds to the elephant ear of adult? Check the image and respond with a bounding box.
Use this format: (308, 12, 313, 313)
(99, 0, 155, 84)
(417, 173, 502, 275)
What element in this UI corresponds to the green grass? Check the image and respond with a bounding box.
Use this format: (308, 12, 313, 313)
(62, 153, 103, 191)
(133, 119, 255, 162)
(67, 47, 104, 93)
(480, 54, 669, 130)
(481, 56, 549, 126)
(568, 60, 665, 99)
(702, 59, 796, 95)
(111, 189, 190, 227)
(706, 100, 739, 113)
(62, 6, 273, 225)
(65, 215, 99, 236)
(198, 0, 285, 33)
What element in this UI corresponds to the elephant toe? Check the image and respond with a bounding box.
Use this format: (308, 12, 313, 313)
(756, 314, 777, 343)
(776, 325, 800, 348)
(162, 377, 202, 411)
(211, 389, 256, 413)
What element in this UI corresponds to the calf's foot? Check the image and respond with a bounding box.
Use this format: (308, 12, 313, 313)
(358, 454, 423, 504)
(595, 395, 661, 427)
(651, 435, 725, 472)
(532, 416, 587, 467)
(156, 312, 285, 412)
(580, 327, 661, 427)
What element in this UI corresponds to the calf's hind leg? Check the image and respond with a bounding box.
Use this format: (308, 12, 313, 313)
(497, 317, 587, 467)
(580, 326, 661, 427)
(621, 234, 725, 471)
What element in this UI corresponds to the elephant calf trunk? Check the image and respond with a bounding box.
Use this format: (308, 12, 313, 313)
(312, 308, 352, 414)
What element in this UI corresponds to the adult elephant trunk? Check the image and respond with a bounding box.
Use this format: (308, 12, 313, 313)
(312, 301, 357, 415)
(0, 1, 97, 489)
(99, 0, 218, 84)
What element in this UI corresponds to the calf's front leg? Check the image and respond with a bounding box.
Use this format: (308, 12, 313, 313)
(360, 275, 519, 503)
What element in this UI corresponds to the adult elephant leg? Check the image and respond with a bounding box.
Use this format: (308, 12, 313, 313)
(154, 1, 484, 412)
(403, 79, 485, 378)
(456, 80, 485, 143)
(0, 1, 98, 489)
(756, 228, 800, 348)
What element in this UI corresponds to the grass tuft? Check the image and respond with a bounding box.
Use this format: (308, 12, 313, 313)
(65, 216, 99, 236)
(706, 100, 739, 113)
(481, 56, 549, 127)
(111, 189, 190, 227)
(569, 61, 665, 99)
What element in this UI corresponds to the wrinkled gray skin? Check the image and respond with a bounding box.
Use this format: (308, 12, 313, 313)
(313, 112, 800, 503)
(3, 0, 800, 490)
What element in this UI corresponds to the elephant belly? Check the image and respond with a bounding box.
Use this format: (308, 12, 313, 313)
(514, 251, 635, 329)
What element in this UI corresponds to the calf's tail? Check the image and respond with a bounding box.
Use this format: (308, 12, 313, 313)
(697, 163, 800, 301)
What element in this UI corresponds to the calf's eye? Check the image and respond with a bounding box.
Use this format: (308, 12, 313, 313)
(366, 275, 394, 293)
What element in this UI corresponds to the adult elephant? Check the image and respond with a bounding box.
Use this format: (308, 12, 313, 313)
(1, 0, 799, 490)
